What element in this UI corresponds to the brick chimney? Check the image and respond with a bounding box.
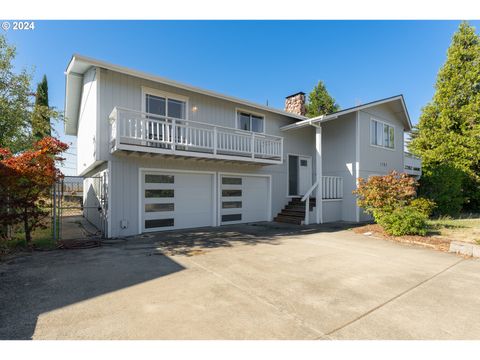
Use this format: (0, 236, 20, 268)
(284, 92, 306, 116)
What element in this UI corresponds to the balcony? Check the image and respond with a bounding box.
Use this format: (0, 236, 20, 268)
(404, 152, 422, 178)
(109, 107, 283, 164)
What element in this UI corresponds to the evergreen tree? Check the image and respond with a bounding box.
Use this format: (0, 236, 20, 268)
(409, 22, 480, 214)
(305, 81, 340, 118)
(32, 75, 51, 140)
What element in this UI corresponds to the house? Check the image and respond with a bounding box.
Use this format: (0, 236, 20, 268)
(64, 54, 421, 238)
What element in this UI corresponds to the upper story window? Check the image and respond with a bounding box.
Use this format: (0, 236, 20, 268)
(236, 110, 264, 133)
(370, 119, 395, 149)
(145, 92, 186, 120)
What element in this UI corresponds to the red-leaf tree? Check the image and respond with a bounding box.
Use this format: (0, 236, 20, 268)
(0, 137, 68, 245)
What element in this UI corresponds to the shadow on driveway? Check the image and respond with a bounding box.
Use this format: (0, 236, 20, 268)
(0, 221, 360, 339)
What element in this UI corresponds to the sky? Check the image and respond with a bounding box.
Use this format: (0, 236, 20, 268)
(3, 20, 479, 175)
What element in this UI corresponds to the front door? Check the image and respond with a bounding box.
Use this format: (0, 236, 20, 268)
(298, 156, 312, 195)
(288, 155, 312, 196)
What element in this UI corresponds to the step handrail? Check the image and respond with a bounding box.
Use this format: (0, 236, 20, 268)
(301, 180, 319, 202)
(301, 180, 320, 225)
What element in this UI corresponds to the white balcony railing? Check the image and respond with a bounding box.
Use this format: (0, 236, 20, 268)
(404, 152, 422, 178)
(109, 107, 283, 164)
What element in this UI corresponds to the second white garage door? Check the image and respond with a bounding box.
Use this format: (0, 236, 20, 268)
(219, 174, 270, 225)
(141, 170, 215, 232)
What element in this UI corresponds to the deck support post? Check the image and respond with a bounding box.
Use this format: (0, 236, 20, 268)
(315, 126, 323, 224)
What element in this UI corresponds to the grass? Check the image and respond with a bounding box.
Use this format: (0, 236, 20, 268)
(427, 214, 480, 244)
(354, 213, 480, 252)
(3, 220, 57, 251)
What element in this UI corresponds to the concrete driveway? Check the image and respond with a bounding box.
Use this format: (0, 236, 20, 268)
(1, 222, 479, 340)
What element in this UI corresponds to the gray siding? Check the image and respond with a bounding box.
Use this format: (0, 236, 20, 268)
(109, 139, 315, 237)
(94, 68, 316, 236)
(321, 113, 357, 222)
(358, 103, 406, 221)
(358, 103, 405, 178)
(97, 68, 303, 162)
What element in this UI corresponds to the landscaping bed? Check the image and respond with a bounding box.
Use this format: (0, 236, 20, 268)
(354, 216, 480, 254)
(353, 224, 452, 251)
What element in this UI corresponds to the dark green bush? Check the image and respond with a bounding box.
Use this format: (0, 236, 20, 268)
(376, 206, 428, 236)
(418, 164, 464, 216)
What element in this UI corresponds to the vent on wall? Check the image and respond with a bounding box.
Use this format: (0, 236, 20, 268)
(380, 162, 388, 167)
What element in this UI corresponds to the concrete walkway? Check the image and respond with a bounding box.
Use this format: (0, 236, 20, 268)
(1, 222, 479, 339)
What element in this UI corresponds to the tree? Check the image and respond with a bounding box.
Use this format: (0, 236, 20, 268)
(0, 35, 59, 153)
(0, 137, 68, 246)
(0, 34, 32, 153)
(409, 22, 480, 213)
(31, 75, 51, 141)
(305, 81, 340, 118)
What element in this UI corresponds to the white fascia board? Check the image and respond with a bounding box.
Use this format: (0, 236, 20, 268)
(66, 54, 307, 122)
(280, 95, 411, 132)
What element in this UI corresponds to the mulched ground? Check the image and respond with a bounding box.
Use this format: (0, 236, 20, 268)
(353, 224, 452, 252)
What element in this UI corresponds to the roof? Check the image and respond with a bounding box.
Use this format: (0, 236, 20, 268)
(64, 54, 307, 135)
(280, 95, 412, 132)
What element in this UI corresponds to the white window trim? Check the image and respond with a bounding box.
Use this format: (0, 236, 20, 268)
(235, 107, 266, 134)
(141, 86, 189, 120)
(370, 117, 395, 151)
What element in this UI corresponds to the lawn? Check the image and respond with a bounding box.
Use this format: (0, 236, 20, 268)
(428, 216, 480, 245)
(354, 214, 480, 252)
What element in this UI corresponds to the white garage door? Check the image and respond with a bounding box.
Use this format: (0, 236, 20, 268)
(141, 171, 215, 232)
(220, 174, 270, 225)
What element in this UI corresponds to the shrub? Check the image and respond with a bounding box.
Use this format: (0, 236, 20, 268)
(411, 197, 436, 217)
(353, 171, 434, 236)
(418, 163, 464, 216)
(376, 206, 428, 236)
(353, 171, 417, 215)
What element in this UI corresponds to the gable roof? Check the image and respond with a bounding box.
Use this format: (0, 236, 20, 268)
(280, 95, 412, 132)
(64, 54, 307, 135)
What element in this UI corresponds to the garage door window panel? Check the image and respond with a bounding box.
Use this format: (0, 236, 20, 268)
(145, 218, 174, 229)
(222, 189, 242, 197)
(145, 203, 175, 212)
(145, 189, 174, 198)
(145, 174, 174, 184)
(222, 177, 242, 185)
(222, 214, 242, 222)
(222, 201, 242, 209)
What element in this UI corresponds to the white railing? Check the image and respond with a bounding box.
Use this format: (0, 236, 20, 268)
(109, 107, 283, 163)
(301, 176, 344, 225)
(404, 152, 422, 177)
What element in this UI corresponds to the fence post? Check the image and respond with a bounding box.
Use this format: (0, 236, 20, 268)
(52, 182, 57, 242)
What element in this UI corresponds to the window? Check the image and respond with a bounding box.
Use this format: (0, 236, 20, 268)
(222, 189, 242, 197)
(145, 92, 186, 120)
(145, 189, 174, 198)
(236, 111, 264, 133)
(222, 177, 242, 185)
(371, 119, 395, 149)
(145, 203, 174, 212)
(145, 174, 174, 183)
(222, 214, 242, 222)
(145, 218, 174, 228)
(222, 201, 242, 209)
